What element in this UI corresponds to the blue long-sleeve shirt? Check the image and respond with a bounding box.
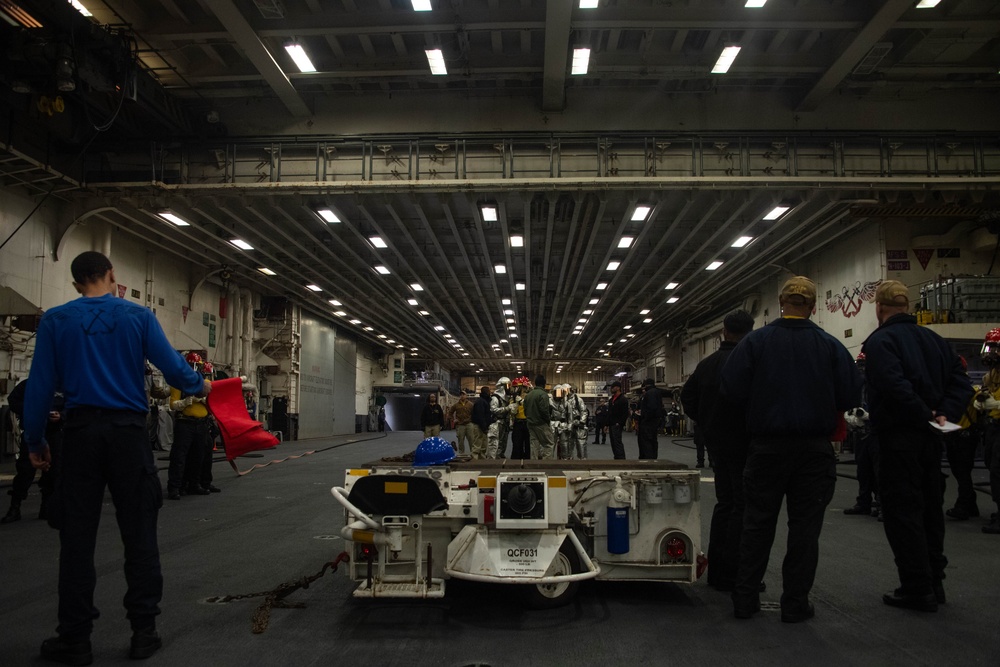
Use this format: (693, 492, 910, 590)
(23, 294, 204, 452)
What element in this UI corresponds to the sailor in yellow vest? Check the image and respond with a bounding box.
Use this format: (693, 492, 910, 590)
(167, 352, 213, 500)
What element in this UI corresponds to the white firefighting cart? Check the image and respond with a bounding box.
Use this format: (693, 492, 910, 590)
(331, 458, 704, 607)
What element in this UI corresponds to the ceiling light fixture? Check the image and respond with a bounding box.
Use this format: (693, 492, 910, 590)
(334, 310, 347, 316)
(349, 319, 361, 324)
(515, 283, 525, 291)
(157, 212, 190, 227)
(763, 204, 791, 220)
(596, 283, 607, 290)
(257, 267, 276, 276)
(316, 208, 340, 223)
(305, 284, 322, 292)
(571, 48, 590, 75)
(664, 282, 679, 290)
(70, 1, 92, 17)
(425, 48, 447, 75)
(328, 299, 341, 306)
(712, 45, 741, 74)
(407, 299, 418, 306)
(495, 264, 507, 274)
(618, 237, 634, 248)
(667, 297, 679, 304)
(369, 236, 388, 248)
(510, 234, 524, 247)
(418, 310, 429, 316)
(374, 265, 391, 275)
(590, 298, 599, 304)
(480, 204, 498, 221)
(579, 0, 598, 8)
(502, 298, 512, 305)
(411, 0, 432, 10)
(410, 283, 423, 291)
(706, 261, 724, 270)
(631, 206, 651, 221)
(732, 236, 754, 248)
(284, 43, 317, 73)
(916, 0, 941, 7)
(606, 261, 620, 271)
(744, 0, 767, 7)
(643, 318, 652, 323)
(434, 326, 445, 331)
(229, 239, 253, 250)
(640, 309, 650, 315)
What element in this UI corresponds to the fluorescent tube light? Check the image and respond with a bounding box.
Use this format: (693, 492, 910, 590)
(374, 265, 390, 275)
(916, 0, 941, 7)
(606, 261, 620, 271)
(571, 48, 590, 75)
(732, 236, 754, 248)
(579, 0, 599, 7)
(596, 283, 607, 290)
(158, 212, 190, 227)
(745, 0, 767, 7)
(229, 239, 253, 250)
(667, 297, 679, 304)
(70, 1, 92, 17)
(510, 235, 524, 247)
(306, 284, 322, 292)
(763, 205, 790, 220)
(425, 49, 447, 75)
(516, 283, 525, 291)
(631, 206, 651, 221)
(480, 204, 498, 221)
(316, 208, 340, 223)
(328, 299, 342, 306)
(495, 264, 507, 274)
(284, 44, 317, 73)
(411, 0, 432, 10)
(410, 283, 423, 291)
(706, 261, 724, 270)
(640, 309, 650, 315)
(665, 282, 679, 290)
(369, 236, 387, 248)
(712, 45, 741, 74)
(257, 267, 276, 276)
(618, 236, 633, 248)
(407, 299, 418, 306)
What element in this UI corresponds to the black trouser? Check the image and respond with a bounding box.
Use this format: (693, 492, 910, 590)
(944, 428, 978, 511)
(707, 442, 748, 588)
(877, 426, 947, 596)
(637, 420, 659, 459)
(55, 408, 162, 640)
(511, 420, 530, 459)
(734, 436, 836, 615)
(168, 418, 210, 492)
(854, 430, 880, 509)
(185, 425, 215, 489)
(609, 423, 625, 459)
(695, 433, 706, 465)
(593, 423, 606, 444)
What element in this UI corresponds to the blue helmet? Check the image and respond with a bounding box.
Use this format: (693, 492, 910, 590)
(413, 437, 456, 466)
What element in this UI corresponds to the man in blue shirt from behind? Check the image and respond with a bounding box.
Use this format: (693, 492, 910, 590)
(24, 251, 209, 665)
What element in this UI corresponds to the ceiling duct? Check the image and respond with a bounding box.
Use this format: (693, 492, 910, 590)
(853, 42, 893, 75)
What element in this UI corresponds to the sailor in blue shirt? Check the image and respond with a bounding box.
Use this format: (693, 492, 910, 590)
(23, 251, 208, 665)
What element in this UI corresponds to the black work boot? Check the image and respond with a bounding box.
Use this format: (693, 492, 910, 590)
(129, 626, 162, 659)
(1, 502, 22, 524)
(40, 636, 93, 665)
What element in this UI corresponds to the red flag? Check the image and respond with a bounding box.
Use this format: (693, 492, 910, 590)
(206, 377, 278, 460)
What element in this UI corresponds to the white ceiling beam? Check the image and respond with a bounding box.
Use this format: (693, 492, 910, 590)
(202, 0, 312, 117)
(797, 0, 913, 111)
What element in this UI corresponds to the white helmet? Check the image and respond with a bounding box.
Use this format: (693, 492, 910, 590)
(497, 376, 511, 387)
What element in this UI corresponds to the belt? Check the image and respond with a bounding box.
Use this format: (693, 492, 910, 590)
(69, 407, 146, 418)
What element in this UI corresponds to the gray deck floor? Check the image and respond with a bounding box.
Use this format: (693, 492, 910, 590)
(2, 430, 998, 666)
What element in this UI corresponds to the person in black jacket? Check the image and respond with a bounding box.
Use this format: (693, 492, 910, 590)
(863, 280, 973, 612)
(637, 378, 665, 458)
(470, 386, 494, 459)
(607, 381, 629, 459)
(420, 392, 445, 438)
(680, 310, 754, 592)
(721, 276, 860, 623)
(2, 379, 64, 524)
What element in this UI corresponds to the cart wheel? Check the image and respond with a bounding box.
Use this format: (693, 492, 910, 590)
(523, 540, 580, 609)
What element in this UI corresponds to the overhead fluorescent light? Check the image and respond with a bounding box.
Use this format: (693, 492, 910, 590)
(229, 239, 253, 250)
(369, 236, 387, 248)
(571, 48, 591, 75)
(732, 236, 754, 248)
(503, 309, 514, 315)
(640, 309, 650, 315)
(70, 1, 92, 17)
(583, 309, 593, 315)
(425, 48, 447, 75)
(590, 298, 599, 304)
(643, 318, 652, 323)
(158, 212, 190, 227)
(410, 283, 423, 291)
(744, 0, 767, 7)
(349, 319, 361, 324)
(411, 0, 432, 10)
(916, 0, 941, 7)
(495, 264, 507, 274)
(596, 283, 607, 290)
(619, 338, 627, 343)
(374, 265, 390, 275)
(618, 237, 633, 248)
(706, 261, 724, 270)
(502, 298, 512, 305)
(510, 235, 524, 247)
(606, 261, 620, 271)
(508, 325, 517, 330)
(434, 326, 445, 331)
(515, 283, 526, 291)
(623, 325, 632, 330)
(509, 333, 518, 338)
(0, 0, 43, 27)
(284, 43, 317, 73)
(407, 299, 418, 306)
(572, 331, 582, 335)
(386, 339, 395, 344)
(480, 204, 498, 221)
(667, 297, 679, 304)
(506, 318, 515, 324)
(306, 284, 322, 292)
(328, 299, 341, 306)
(257, 267, 276, 276)
(500, 339, 508, 343)
(578, 318, 588, 323)
(664, 282, 679, 290)
(631, 206, 651, 221)
(763, 204, 790, 220)
(418, 310, 429, 316)
(579, 0, 599, 7)
(334, 311, 347, 317)
(712, 45, 741, 74)
(316, 208, 340, 223)
(377, 334, 386, 339)
(364, 327, 374, 331)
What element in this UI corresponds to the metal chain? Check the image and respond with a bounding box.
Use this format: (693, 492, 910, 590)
(206, 551, 350, 634)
